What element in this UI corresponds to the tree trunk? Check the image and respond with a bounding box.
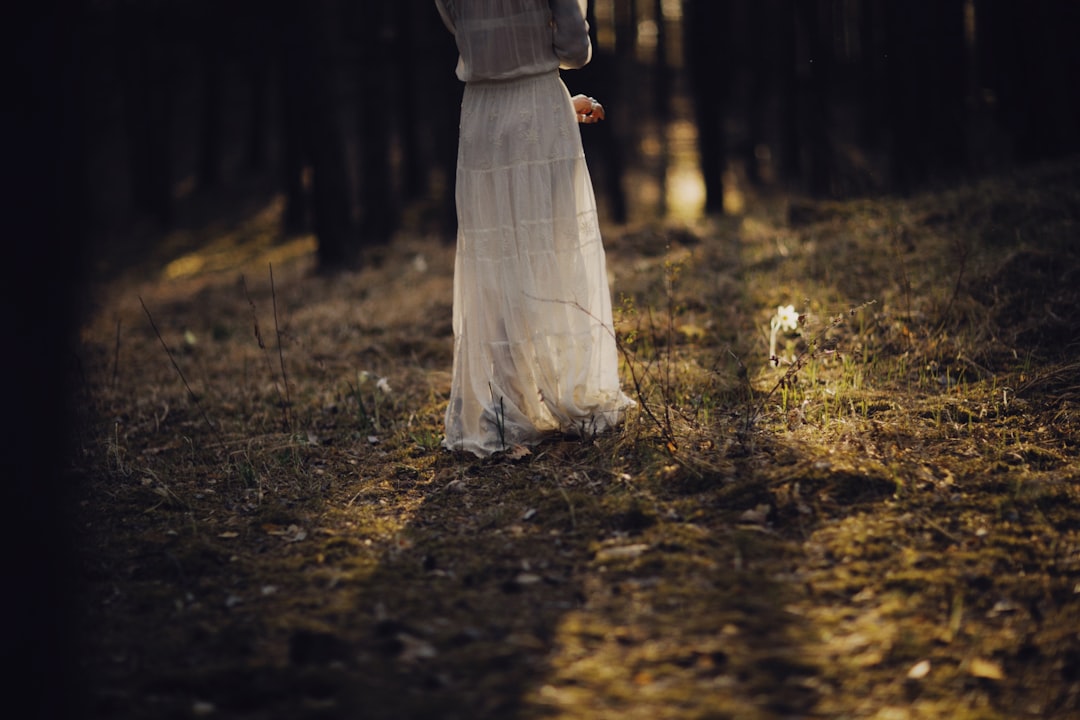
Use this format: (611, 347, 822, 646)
(118, 3, 174, 226)
(198, 32, 223, 189)
(794, 0, 832, 197)
(857, 0, 887, 149)
(244, 5, 271, 174)
(355, 0, 397, 246)
(683, 0, 730, 215)
(884, 0, 965, 193)
(278, 0, 355, 268)
(653, 0, 672, 122)
(246, 58, 269, 173)
(277, 0, 309, 234)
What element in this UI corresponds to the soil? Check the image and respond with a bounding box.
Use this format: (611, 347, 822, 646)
(70, 159, 1080, 719)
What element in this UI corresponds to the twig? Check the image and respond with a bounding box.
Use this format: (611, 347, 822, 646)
(917, 511, 962, 544)
(112, 317, 121, 388)
(523, 290, 679, 451)
(1016, 362, 1080, 398)
(557, 483, 577, 530)
(938, 234, 971, 330)
(727, 347, 756, 422)
(139, 296, 219, 441)
(648, 302, 676, 442)
(270, 263, 293, 431)
(241, 275, 288, 429)
(663, 253, 677, 435)
(618, 336, 677, 450)
(891, 219, 914, 351)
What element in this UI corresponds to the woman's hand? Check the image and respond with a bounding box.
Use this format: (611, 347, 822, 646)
(572, 94, 605, 123)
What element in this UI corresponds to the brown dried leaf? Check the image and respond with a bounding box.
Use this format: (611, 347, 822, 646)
(969, 658, 1005, 680)
(505, 444, 532, 461)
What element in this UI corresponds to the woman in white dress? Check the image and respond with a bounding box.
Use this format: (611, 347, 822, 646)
(436, 0, 632, 457)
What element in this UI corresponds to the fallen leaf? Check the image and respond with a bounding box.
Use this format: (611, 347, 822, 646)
(987, 599, 1019, 618)
(505, 444, 532, 461)
(396, 633, 437, 663)
(595, 544, 649, 562)
(218, 531, 239, 539)
(852, 587, 876, 603)
(969, 657, 1005, 680)
(907, 659, 931, 679)
(739, 504, 772, 524)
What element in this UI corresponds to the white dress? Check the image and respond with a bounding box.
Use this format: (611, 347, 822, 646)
(436, 0, 632, 457)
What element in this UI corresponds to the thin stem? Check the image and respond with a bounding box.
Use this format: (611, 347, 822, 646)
(139, 296, 219, 442)
(241, 275, 288, 429)
(269, 263, 293, 431)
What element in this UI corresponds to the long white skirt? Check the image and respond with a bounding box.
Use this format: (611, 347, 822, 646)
(443, 71, 632, 457)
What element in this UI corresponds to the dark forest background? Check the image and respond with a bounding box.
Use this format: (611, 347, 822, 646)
(21, 0, 1080, 273)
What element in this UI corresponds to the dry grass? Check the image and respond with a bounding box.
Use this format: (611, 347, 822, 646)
(72, 158, 1080, 719)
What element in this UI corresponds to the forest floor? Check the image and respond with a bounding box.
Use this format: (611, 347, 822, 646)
(70, 159, 1080, 719)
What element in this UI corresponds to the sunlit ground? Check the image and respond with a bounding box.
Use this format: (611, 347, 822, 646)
(161, 198, 317, 282)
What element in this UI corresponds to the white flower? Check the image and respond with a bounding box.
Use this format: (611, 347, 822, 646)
(769, 304, 800, 363)
(376, 377, 392, 395)
(775, 305, 799, 332)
